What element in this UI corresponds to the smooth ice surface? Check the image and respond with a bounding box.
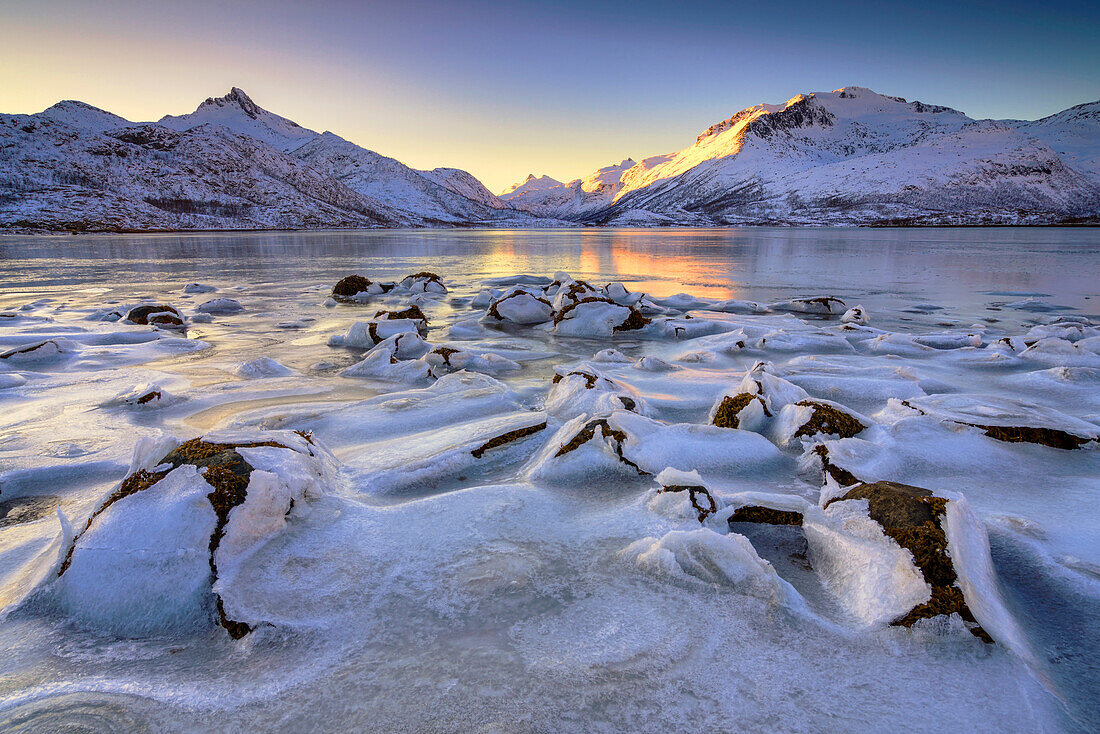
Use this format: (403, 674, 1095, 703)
(0, 227, 1097, 732)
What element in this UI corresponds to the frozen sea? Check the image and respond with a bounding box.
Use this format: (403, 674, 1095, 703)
(0, 227, 1098, 732)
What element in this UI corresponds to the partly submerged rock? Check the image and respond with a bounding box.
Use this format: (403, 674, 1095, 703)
(485, 288, 554, 325)
(332, 274, 373, 299)
(552, 298, 650, 337)
(399, 271, 447, 294)
(125, 303, 184, 328)
(770, 297, 847, 316)
(653, 467, 717, 523)
(53, 431, 329, 638)
(195, 298, 244, 315)
(897, 394, 1098, 450)
(822, 481, 991, 640)
(772, 399, 869, 448)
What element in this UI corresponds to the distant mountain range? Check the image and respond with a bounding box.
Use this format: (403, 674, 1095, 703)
(1, 86, 1097, 231)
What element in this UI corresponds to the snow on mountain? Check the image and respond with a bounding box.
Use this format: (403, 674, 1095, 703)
(37, 100, 131, 133)
(0, 88, 524, 231)
(1, 85, 1097, 231)
(501, 159, 637, 218)
(292, 132, 514, 223)
(0, 111, 402, 231)
(583, 87, 1100, 225)
(418, 167, 506, 209)
(158, 87, 320, 153)
(500, 174, 563, 199)
(1005, 100, 1100, 182)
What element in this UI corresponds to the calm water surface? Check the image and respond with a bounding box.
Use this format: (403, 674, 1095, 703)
(1, 227, 1097, 329)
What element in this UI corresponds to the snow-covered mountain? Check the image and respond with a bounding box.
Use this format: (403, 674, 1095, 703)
(0, 88, 532, 231)
(158, 87, 320, 153)
(291, 132, 507, 223)
(514, 87, 1100, 226)
(1, 85, 1097, 231)
(1005, 100, 1100, 184)
(501, 159, 637, 219)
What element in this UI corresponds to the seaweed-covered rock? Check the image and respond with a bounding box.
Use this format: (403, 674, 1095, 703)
(333, 319, 424, 348)
(770, 297, 847, 316)
(653, 468, 717, 523)
(54, 431, 329, 638)
(470, 420, 548, 458)
(823, 481, 991, 640)
(552, 298, 650, 337)
(546, 367, 646, 419)
(550, 279, 601, 312)
(125, 304, 184, 327)
(898, 394, 1097, 450)
(772, 399, 869, 448)
(332, 274, 373, 298)
(375, 305, 429, 334)
(485, 288, 554, 325)
(708, 363, 808, 433)
(711, 392, 769, 431)
(399, 271, 447, 294)
(0, 338, 76, 364)
(729, 505, 804, 526)
(841, 305, 869, 325)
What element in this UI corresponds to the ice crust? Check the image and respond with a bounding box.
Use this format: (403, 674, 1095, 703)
(0, 266, 1095, 731)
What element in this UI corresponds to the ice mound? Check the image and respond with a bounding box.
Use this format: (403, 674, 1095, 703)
(235, 357, 296, 378)
(424, 346, 520, 374)
(649, 468, 718, 522)
(620, 528, 802, 606)
(49, 430, 332, 637)
(399, 271, 447, 294)
(331, 318, 422, 348)
(183, 282, 217, 294)
(769, 398, 871, 449)
(340, 341, 435, 384)
(545, 366, 647, 419)
(769, 297, 847, 315)
(810, 480, 1018, 645)
(195, 298, 243, 315)
(102, 383, 180, 408)
(841, 305, 869, 324)
(0, 337, 76, 365)
(552, 298, 650, 337)
(896, 394, 1098, 449)
(484, 287, 554, 324)
(526, 410, 788, 483)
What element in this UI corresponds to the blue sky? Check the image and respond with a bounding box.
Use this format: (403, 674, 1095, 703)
(2, 0, 1097, 191)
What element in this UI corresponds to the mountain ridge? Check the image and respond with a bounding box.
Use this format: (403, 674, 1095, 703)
(1, 85, 1097, 232)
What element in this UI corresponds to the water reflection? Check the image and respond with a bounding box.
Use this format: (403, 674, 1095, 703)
(0, 228, 1096, 322)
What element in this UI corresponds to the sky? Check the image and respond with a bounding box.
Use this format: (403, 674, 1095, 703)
(2, 0, 1098, 193)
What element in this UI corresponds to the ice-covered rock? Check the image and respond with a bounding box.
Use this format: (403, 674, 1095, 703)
(895, 394, 1098, 449)
(340, 342, 435, 383)
(399, 271, 447, 294)
(770, 398, 871, 449)
(810, 480, 1009, 642)
(550, 279, 601, 312)
(769, 297, 847, 315)
(102, 383, 180, 408)
(0, 338, 76, 365)
(841, 305, 869, 325)
(195, 298, 244, 315)
(485, 288, 554, 325)
(184, 283, 217, 294)
(51, 431, 331, 637)
(552, 298, 650, 338)
(235, 357, 296, 378)
(125, 303, 185, 328)
(545, 367, 646, 419)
